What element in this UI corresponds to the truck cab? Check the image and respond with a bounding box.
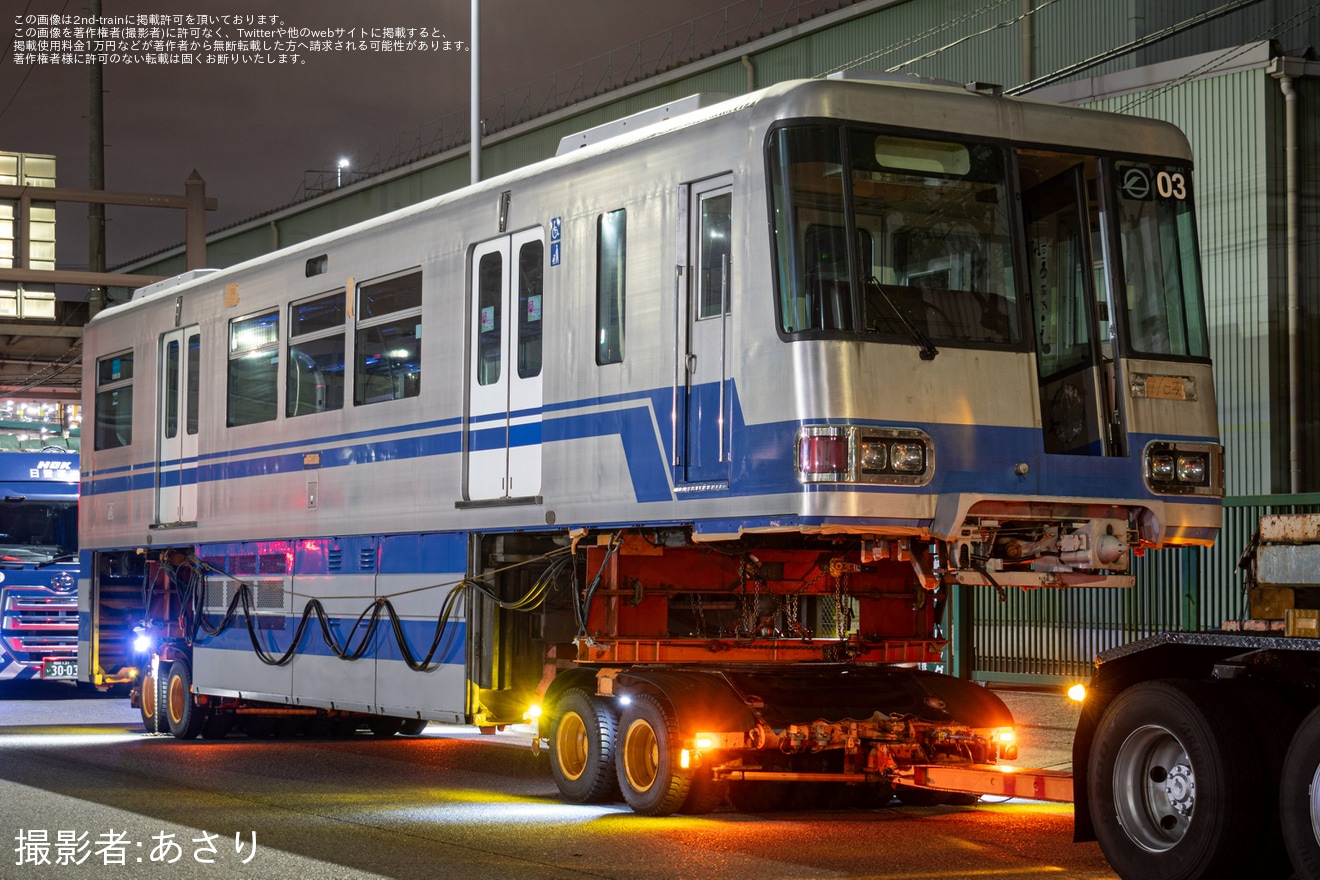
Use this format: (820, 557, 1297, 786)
(0, 447, 79, 684)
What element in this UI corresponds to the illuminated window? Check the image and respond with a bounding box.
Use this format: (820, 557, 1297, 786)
(354, 270, 422, 405)
(227, 311, 279, 427)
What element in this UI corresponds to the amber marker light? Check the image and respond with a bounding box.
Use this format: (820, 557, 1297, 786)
(1067, 684, 1087, 702)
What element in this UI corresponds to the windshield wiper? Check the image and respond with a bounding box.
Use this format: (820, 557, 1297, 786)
(866, 276, 938, 361)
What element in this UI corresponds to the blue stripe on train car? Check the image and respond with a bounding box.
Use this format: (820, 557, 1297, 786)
(81, 380, 1220, 513)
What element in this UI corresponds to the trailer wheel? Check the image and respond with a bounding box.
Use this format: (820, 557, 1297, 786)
(549, 689, 619, 803)
(615, 694, 691, 816)
(138, 669, 168, 734)
(1282, 704, 1320, 880)
(165, 660, 205, 740)
(367, 716, 402, 737)
(679, 766, 727, 815)
(1088, 679, 1268, 880)
(398, 718, 428, 736)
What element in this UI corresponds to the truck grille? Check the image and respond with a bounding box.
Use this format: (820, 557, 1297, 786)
(1, 588, 78, 660)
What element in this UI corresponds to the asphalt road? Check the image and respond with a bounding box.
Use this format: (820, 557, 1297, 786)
(0, 681, 1117, 880)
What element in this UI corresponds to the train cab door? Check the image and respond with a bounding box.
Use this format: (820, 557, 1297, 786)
(676, 177, 733, 485)
(1022, 161, 1127, 457)
(465, 229, 545, 502)
(156, 324, 200, 525)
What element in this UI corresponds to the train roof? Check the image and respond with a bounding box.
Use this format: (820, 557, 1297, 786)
(115, 74, 1192, 314)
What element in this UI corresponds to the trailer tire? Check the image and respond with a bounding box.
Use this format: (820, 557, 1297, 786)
(549, 689, 619, 804)
(679, 766, 727, 815)
(138, 669, 168, 734)
(398, 718, 428, 736)
(1282, 704, 1320, 880)
(165, 660, 205, 740)
(616, 694, 691, 816)
(1088, 679, 1269, 880)
(367, 716, 402, 737)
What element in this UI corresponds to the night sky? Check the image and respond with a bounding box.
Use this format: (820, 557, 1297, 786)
(3, 0, 769, 281)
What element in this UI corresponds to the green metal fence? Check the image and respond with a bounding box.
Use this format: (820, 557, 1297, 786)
(949, 494, 1320, 686)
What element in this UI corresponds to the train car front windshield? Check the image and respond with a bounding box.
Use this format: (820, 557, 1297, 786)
(767, 122, 1209, 368)
(769, 124, 1020, 347)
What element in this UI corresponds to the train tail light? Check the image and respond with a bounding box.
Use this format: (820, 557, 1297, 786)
(796, 428, 850, 481)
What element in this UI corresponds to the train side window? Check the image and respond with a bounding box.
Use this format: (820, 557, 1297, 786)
(287, 291, 346, 417)
(227, 311, 280, 427)
(596, 209, 626, 365)
(354, 270, 422, 405)
(518, 240, 543, 378)
(163, 338, 180, 440)
(476, 252, 502, 385)
(93, 351, 134, 450)
(186, 332, 200, 435)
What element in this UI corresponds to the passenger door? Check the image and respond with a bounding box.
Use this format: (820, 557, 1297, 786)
(1023, 164, 1126, 457)
(676, 177, 733, 485)
(465, 229, 545, 501)
(156, 325, 200, 525)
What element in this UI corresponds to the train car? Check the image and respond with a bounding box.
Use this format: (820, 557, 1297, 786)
(78, 73, 1221, 816)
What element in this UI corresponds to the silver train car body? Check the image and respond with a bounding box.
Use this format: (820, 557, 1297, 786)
(77, 75, 1221, 779)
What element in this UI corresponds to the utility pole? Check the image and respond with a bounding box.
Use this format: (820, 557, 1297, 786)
(88, 0, 106, 317)
(470, 0, 480, 184)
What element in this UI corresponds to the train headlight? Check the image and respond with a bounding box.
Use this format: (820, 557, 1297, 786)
(860, 440, 888, 473)
(1143, 441, 1222, 496)
(889, 442, 925, 473)
(1176, 455, 1206, 484)
(1149, 454, 1175, 481)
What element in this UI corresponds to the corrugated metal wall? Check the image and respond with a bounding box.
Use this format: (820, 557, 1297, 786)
(1086, 71, 1277, 497)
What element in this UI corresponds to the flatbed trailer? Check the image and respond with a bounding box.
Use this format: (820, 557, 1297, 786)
(897, 514, 1320, 880)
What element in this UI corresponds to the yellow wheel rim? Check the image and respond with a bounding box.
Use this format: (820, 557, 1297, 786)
(622, 718, 659, 793)
(168, 671, 187, 727)
(555, 711, 588, 781)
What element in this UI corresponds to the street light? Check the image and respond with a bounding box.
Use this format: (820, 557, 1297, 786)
(337, 158, 350, 187)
